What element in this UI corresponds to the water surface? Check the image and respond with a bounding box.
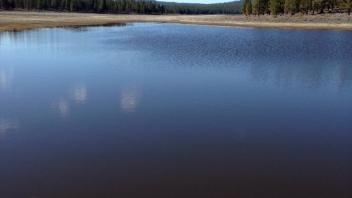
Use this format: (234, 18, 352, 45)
(0, 23, 352, 198)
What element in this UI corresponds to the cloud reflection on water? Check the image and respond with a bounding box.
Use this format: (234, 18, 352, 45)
(71, 85, 88, 104)
(0, 68, 13, 92)
(120, 89, 140, 113)
(51, 84, 88, 117)
(52, 99, 70, 117)
(0, 118, 19, 138)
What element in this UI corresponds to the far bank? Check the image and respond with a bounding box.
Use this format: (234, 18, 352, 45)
(0, 11, 352, 31)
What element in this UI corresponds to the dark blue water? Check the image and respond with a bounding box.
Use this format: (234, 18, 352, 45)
(0, 23, 351, 198)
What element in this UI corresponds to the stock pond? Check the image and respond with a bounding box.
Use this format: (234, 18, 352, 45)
(0, 23, 352, 198)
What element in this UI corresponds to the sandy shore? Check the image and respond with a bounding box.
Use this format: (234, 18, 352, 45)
(0, 11, 352, 31)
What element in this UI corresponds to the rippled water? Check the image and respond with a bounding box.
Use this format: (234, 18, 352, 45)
(0, 23, 351, 198)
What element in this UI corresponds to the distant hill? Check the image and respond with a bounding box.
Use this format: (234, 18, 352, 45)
(158, 1, 241, 14)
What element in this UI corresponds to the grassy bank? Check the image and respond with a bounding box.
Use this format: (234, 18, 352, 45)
(0, 11, 352, 31)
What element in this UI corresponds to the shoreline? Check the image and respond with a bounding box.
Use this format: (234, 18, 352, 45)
(1, 11, 352, 31)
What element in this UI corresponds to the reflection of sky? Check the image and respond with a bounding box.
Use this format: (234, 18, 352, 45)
(120, 90, 140, 113)
(0, 118, 18, 138)
(0, 28, 351, 198)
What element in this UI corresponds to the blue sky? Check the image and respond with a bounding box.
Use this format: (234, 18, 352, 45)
(161, 0, 234, 4)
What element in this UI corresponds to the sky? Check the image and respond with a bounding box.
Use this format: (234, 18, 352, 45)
(161, 0, 234, 4)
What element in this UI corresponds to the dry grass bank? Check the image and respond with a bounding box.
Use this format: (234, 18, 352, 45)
(0, 11, 352, 31)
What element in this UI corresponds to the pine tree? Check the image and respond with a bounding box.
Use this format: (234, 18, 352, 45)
(284, 0, 295, 14)
(247, 0, 253, 14)
(242, 0, 247, 15)
(252, 0, 260, 15)
(242, 0, 250, 15)
(342, 0, 352, 15)
(269, 0, 279, 15)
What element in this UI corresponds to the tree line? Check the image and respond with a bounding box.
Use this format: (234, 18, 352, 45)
(0, 0, 164, 14)
(162, 1, 241, 14)
(0, 0, 242, 14)
(242, 0, 352, 15)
